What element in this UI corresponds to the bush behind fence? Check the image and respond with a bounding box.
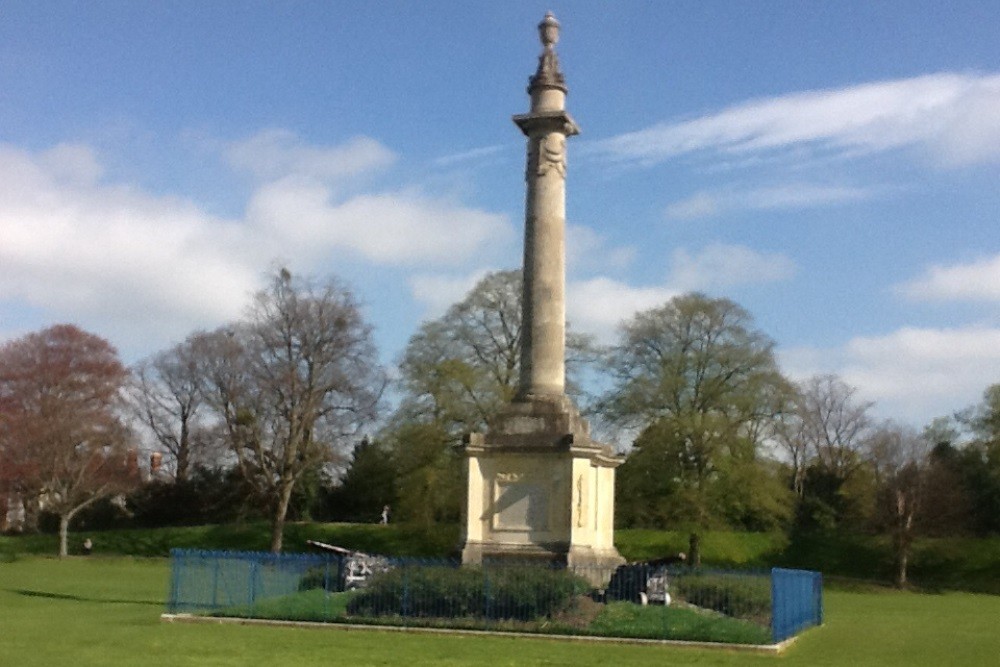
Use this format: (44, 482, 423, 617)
(167, 549, 820, 645)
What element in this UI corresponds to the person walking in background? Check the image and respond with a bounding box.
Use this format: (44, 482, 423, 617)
(380, 505, 390, 525)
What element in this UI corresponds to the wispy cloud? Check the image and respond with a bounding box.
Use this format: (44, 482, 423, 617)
(668, 244, 796, 290)
(226, 129, 396, 182)
(597, 72, 1000, 168)
(897, 252, 1000, 303)
(665, 183, 875, 220)
(433, 144, 506, 167)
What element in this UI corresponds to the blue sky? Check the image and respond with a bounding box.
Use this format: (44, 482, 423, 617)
(1, 1, 999, 425)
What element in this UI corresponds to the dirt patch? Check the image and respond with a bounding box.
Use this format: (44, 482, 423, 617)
(551, 595, 604, 629)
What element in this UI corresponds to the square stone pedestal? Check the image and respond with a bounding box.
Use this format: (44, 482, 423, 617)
(460, 396, 624, 579)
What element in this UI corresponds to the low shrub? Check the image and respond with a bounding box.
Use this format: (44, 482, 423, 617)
(298, 562, 341, 592)
(671, 571, 771, 624)
(346, 564, 590, 622)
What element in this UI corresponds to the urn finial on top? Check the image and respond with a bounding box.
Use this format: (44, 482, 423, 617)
(529, 11, 567, 98)
(539, 11, 560, 49)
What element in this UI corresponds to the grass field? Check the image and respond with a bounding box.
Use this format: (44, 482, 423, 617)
(1, 556, 997, 666)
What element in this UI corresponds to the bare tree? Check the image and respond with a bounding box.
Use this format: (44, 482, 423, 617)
(129, 338, 219, 481)
(200, 271, 384, 552)
(0, 325, 137, 556)
(868, 421, 931, 587)
(774, 407, 811, 498)
(792, 374, 875, 483)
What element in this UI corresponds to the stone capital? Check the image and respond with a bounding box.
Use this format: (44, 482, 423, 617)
(512, 110, 580, 138)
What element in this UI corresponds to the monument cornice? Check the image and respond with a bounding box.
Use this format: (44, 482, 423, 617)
(512, 110, 580, 137)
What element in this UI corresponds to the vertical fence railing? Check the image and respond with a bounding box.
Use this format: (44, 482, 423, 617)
(771, 567, 823, 643)
(168, 549, 821, 644)
(167, 548, 338, 615)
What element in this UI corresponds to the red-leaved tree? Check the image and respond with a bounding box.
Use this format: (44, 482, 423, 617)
(0, 325, 137, 556)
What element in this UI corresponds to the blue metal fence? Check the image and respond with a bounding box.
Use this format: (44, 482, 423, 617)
(168, 549, 336, 614)
(167, 548, 821, 645)
(771, 567, 823, 642)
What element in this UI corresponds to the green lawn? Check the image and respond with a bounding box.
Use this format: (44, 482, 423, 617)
(1, 556, 998, 666)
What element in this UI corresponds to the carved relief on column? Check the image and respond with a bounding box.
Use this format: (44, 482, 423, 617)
(537, 135, 567, 178)
(524, 133, 569, 182)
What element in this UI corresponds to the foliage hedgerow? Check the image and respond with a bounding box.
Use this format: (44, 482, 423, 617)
(297, 564, 340, 592)
(671, 572, 771, 624)
(346, 564, 590, 621)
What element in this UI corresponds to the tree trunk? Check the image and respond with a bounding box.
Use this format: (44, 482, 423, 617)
(269, 482, 295, 553)
(894, 490, 914, 588)
(688, 532, 701, 568)
(177, 420, 190, 483)
(59, 513, 71, 558)
(896, 543, 909, 588)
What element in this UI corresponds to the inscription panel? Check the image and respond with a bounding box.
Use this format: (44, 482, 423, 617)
(492, 479, 549, 532)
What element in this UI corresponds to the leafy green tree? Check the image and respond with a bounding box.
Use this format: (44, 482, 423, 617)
(951, 384, 1000, 534)
(395, 269, 596, 438)
(388, 422, 463, 525)
(387, 270, 594, 525)
(320, 437, 398, 523)
(601, 293, 792, 564)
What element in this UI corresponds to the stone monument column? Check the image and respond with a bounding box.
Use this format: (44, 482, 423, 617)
(460, 13, 623, 579)
(513, 11, 579, 400)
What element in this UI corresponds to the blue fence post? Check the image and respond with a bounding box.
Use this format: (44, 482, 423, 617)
(248, 557, 259, 611)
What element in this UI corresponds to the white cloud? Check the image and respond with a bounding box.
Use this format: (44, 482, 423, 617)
(408, 270, 493, 317)
(897, 253, 1000, 303)
(666, 183, 875, 220)
(246, 180, 513, 266)
(226, 129, 396, 182)
(433, 144, 506, 167)
(664, 192, 719, 220)
(0, 138, 514, 356)
(779, 326, 1000, 424)
(566, 224, 636, 272)
(0, 144, 255, 353)
(567, 277, 678, 341)
(598, 72, 1000, 168)
(668, 244, 796, 290)
(564, 244, 793, 341)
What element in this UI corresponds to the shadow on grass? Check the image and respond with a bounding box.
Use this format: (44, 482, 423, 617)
(8, 588, 162, 606)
